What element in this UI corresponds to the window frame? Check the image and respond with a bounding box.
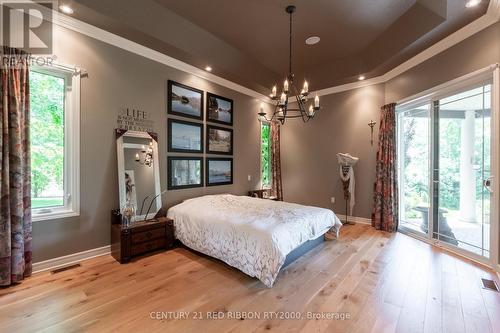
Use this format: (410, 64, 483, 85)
(30, 64, 80, 222)
(260, 121, 272, 189)
(396, 65, 499, 268)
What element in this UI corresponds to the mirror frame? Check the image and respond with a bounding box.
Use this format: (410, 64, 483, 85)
(116, 129, 161, 220)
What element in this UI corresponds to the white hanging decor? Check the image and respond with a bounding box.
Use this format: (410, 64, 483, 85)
(337, 153, 359, 222)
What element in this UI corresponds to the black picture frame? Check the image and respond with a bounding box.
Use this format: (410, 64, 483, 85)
(206, 158, 233, 186)
(206, 125, 233, 155)
(207, 92, 234, 126)
(167, 118, 204, 153)
(167, 156, 204, 190)
(167, 80, 204, 120)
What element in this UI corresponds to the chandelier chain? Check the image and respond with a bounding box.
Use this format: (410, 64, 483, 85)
(257, 5, 320, 125)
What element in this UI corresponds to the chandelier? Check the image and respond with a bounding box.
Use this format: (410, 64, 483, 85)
(258, 5, 320, 125)
(135, 141, 154, 167)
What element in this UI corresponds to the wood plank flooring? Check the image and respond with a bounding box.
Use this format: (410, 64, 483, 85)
(1, 224, 499, 333)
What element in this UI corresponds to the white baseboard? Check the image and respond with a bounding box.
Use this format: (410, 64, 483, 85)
(32, 245, 111, 274)
(336, 215, 372, 225)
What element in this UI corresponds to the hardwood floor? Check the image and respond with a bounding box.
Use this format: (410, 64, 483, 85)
(1, 224, 499, 333)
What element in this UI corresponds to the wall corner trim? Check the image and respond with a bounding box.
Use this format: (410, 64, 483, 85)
(311, 0, 500, 97)
(32, 245, 111, 274)
(29, 2, 272, 103)
(31, 0, 499, 101)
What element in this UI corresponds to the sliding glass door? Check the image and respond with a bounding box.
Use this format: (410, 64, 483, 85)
(397, 80, 495, 262)
(434, 84, 491, 257)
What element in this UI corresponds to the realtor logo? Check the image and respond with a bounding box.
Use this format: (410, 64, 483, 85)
(1, 0, 54, 54)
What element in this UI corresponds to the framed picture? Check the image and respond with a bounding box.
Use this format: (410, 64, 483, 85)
(168, 119, 203, 153)
(167, 157, 203, 190)
(206, 125, 233, 155)
(167, 80, 204, 120)
(207, 92, 233, 125)
(206, 158, 233, 186)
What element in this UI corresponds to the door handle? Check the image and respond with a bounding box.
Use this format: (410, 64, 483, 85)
(484, 176, 493, 193)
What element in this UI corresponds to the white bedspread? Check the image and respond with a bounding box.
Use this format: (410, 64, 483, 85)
(167, 194, 342, 287)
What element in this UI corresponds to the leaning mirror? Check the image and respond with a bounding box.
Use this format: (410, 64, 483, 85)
(116, 129, 161, 223)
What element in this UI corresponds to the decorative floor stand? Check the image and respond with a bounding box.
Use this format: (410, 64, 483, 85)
(337, 153, 359, 225)
(324, 230, 338, 241)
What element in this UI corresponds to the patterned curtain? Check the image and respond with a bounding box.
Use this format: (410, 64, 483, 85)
(0, 47, 32, 286)
(372, 103, 398, 232)
(270, 121, 283, 201)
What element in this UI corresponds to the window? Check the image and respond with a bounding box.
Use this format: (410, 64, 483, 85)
(396, 67, 498, 263)
(30, 66, 80, 221)
(260, 122, 272, 188)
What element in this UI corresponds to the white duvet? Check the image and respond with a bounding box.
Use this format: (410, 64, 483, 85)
(167, 194, 342, 287)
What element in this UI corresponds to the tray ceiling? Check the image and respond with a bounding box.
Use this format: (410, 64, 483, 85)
(69, 0, 490, 94)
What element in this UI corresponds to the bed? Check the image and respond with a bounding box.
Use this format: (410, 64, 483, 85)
(167, 194, 342, 287)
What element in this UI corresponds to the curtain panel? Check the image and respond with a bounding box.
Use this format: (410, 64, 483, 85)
(0, 47, 32, 286)
(371, 103, 398, 232)
(270, 121, 283, 201)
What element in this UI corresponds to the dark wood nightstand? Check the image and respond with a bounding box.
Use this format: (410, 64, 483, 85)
(248, 189, 279, 201)
(111, 216, 174, 263)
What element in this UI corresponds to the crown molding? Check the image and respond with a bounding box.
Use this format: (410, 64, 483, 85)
(28, 0, 500, 101)
(28, 2, 272, 103)
(488, 0, 500, 21)
(396, 63, 499, 106)
(313, 0, 500, 97)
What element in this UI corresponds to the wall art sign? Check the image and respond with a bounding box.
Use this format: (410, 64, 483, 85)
(117, 108, 154, 132)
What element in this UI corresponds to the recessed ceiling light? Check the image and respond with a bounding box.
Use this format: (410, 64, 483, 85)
(59, 5, 74, 14)
(305, 36, 320, 45)
(465, 0, 481, 8)
(205, 66, 212, 72)
(358, 75, 365, 81)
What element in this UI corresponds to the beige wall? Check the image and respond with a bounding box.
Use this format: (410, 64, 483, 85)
(384, 21, 500, 262)
(33, 25, 266, 262)
(35, 20, 500, 263)
(281, 22, 500, 221)
(281, 85, 384, 218)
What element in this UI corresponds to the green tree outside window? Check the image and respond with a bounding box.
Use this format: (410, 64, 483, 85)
(29, 71, 65, 209)
(260, 123, 272, 187)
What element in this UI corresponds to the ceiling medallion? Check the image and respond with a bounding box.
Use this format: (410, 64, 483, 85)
(258, 5, 320, 125)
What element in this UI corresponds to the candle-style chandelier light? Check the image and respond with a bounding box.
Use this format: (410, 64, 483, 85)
(258, 5, 320, 125)
(135, 141, 154, 167)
